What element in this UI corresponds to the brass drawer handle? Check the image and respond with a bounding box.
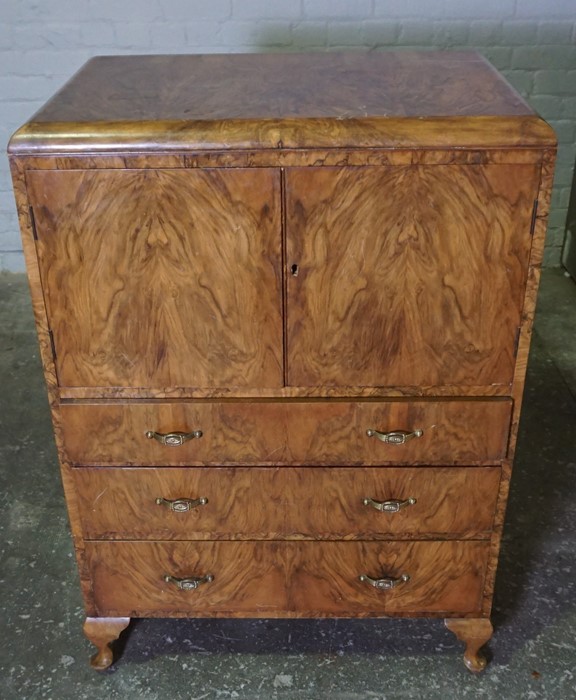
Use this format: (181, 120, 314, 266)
(362, 497, 417, 513)
(163, 573, 214, 591)
(359, 573, 410, 590)
(146, 430, 203, 446)
(366, 428, 423, 445)
(155, 497, 208, 512)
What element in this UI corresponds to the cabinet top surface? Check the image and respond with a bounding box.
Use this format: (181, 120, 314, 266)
(9, 52, 555, 154)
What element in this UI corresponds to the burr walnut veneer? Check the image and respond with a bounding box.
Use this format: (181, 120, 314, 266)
(8, 52, 556, 673)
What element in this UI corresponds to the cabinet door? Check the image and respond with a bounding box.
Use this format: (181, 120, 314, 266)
(285, 165, 539, 388)
(27, 168, 282, 389)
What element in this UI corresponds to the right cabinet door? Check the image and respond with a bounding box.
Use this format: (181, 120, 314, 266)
(285, 164, 540, 388)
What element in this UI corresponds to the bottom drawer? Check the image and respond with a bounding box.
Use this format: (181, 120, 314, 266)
(85, 540, 489, 617)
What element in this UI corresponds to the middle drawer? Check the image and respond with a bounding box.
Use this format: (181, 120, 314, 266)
(60, 399, 511, 466)
(74, 466, 501, 540)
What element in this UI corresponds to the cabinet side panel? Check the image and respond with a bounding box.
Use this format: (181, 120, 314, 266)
(508, 150, 556, 460)
(482, 148, 556, 615)
(8, 158, 58, 391)
(8, 157, 96, 614)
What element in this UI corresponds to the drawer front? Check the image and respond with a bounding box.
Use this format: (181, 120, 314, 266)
(86, 540, 489, 617)
(61, 399, 511, 466)
(75, 466, 500, 540)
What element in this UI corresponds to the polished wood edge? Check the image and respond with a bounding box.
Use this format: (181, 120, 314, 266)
(73, 464, 500, 469)
(10, 148, 546, 170)
(56, 385, 513, 400)
(83, 617, 131, 671)
(8, 116, 556, 155)
(89, 609, 484, 620)
(57, 395, 513, 404)
(445, 618, 493, 673)
(57, 394, 513, 406)
(66, 460, 504, 468)
(81, 533, 494, 542)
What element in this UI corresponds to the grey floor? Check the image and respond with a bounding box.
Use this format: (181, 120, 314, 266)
(0, 269, 575, 700)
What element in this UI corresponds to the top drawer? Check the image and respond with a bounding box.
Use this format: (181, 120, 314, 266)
(59, 399, 511, 466)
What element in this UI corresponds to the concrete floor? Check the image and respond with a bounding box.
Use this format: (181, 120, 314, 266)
(0, 269, 575, 700)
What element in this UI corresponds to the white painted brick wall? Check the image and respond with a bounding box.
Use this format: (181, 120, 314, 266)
(1, 0, 575, 270)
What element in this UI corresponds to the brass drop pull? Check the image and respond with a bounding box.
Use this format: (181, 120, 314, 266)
(359, 573, 410, 590)
(155, 496, 208, 512)
(366, 428, 423, 445)
(146, 430, 203, 446)
(163, 573, 214, 591)
(362, 497, 416, 513)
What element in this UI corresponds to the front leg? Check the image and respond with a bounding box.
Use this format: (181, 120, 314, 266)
(83, 617, 131, 670)
(445, 618, 493, 672)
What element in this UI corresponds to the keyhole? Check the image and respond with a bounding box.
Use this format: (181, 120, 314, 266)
(291, 264, 299, 277)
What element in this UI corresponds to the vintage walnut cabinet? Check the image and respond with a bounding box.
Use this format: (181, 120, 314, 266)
(8, 52, 556, 672)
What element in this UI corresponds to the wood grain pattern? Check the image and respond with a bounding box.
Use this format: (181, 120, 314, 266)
(8, 157, 100, 611)
(17, 53, 536, 123)
(9, 117, 555, 154)
(7, 53, 555, 154)
(26, 168, 282, 389)
(286, 165, 539, 388)
(74, 466, 501, 541)
(480, 146, 556, 617)
(13, 148, 545, 174)
(85, 540, 490, 617)
(82, 617, 130, 671)
(8, 51, 558, 670)
(507, 148, 557, 462)
(8, 159, 59, 393)
(59, 399, 512, 466)
(56, 383, 513, 401)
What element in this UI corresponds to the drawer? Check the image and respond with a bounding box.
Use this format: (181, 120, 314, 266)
(85, 540, 489, 617)
(74, 466, 501, 540)
(60, 399, 511, 466)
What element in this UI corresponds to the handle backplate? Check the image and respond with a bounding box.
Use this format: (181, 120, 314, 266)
(362, 497, 417, 513)
(359, 573, 410, 590)
(163, 573, 214, 591)
(155, 496, 208, 512)
(146, 430, 203, 446)
(366, 428, 423, 445)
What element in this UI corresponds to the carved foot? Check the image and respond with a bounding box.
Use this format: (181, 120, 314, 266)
(445, 618, 493, 673)
(83, 617, 131, 671)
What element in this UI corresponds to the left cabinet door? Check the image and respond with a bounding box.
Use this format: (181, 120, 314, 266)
(27, 168, 283, 389)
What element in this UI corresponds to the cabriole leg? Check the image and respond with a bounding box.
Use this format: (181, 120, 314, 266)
(445, 618, 493, 673)
(83, 617, 131, 670)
